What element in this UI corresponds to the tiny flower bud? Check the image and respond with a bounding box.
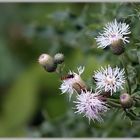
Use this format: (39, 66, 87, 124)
(38, 53, 57, 72)
(54, 53, 64, 64)
(110, 39, 125, 55)
(120, 93, 133, 108)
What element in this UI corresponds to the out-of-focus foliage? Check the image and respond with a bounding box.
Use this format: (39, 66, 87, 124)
(0, 2, 140, 137)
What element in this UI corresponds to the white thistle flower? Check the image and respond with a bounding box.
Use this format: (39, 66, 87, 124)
(74, 90, 108, 123)
(94, 65, 125, 95)
(95, 19, 131, 49)
(60, 66, 86, 100)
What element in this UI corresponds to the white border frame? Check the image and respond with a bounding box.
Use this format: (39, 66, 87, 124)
(0, 0, 139, 2)
(0, 1, 139, 139)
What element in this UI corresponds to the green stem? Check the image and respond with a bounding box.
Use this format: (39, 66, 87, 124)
(131, 92, 139, 97)
(107, 98, 120, 103)
(120, 53, 131, 94)
(131, 93, 140, 100)
(56, 63, 65, 78)
(107, 99, 122, 108)
(134, 96, 140, 100)
(133, 98, 140, 107)
(125, 109, 140, 121)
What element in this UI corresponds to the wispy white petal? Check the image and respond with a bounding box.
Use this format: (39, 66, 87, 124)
(74, 90, 109, 123)
(95, 19, 131, 49)
(60, 66, 85, 100)
(94, 65, 125, 95)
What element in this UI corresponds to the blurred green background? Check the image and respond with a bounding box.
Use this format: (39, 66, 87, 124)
(0, 2, 140, 137)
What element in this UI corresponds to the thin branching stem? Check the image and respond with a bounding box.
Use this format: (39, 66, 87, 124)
(120, 53, 131, 95)
(107, 99, 122, 108)
(107, 98, 120, 103)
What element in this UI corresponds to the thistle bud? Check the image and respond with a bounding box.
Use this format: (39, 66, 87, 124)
(54, 53, 64, 64)
(120, 93, 133, 108)
(110, 39, 125, 55)
(38, 53, 57, 72)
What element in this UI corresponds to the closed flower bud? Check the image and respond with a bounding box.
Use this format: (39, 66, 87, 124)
(110, 39, 125, 55)
(38, 53, 57, 72)
(120, 93, 133, 108)
(54, 53, 64, 64)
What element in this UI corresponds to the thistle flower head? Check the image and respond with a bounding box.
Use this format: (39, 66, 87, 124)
(60, 66, 86, 100)
(74, 90, 108, 123)
(95, 19, 131, 49)
(93, 65, 125, 95)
